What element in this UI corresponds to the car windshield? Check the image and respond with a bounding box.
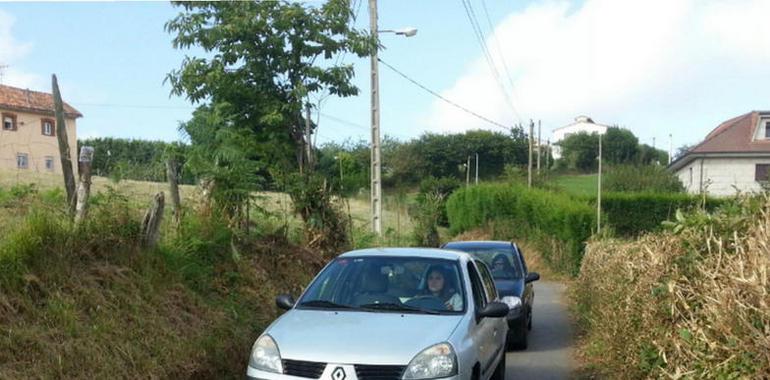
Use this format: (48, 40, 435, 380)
(298, 256, 465, 314)
(446, 247, 523, 280)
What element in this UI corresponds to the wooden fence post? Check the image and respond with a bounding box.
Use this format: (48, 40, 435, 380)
(52, 74, 76, 213)
(140, 192, 165, 249)
(74, 146, 94, 224)
(166, 157, 181, 227)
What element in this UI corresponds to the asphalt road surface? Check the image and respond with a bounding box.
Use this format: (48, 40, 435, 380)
(505, 281, 574, 380)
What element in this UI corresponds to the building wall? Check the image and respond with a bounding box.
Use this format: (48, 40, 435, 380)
(552, 123, 608, 159)
(0, 108, 78, 175)
(675, 157, 770, 196)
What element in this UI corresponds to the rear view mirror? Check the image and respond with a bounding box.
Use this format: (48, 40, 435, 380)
(525, 272, 540, 283)
(276, 294, 295, 310)
(478, 301, 509, 319)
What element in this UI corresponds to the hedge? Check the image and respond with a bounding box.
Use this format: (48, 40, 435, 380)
(590, 192, 726, 237)
(446, 183, 595, 275)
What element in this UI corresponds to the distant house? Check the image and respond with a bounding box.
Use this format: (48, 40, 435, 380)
(551, 115, 609, 159)
(0, 84, 82, 174)
(669, 111, 770, 196)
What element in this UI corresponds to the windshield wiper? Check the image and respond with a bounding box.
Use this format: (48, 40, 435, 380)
(359, 302, 440, 315)
(298, 300, 358, 310)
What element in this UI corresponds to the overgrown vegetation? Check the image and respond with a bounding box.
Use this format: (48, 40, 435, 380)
(574, 196, 769, 378)
(446, 183, 595, 274)
(603, 164, 684, 193)
(590, 192, 724, 237)
(0, 187, 323, 379)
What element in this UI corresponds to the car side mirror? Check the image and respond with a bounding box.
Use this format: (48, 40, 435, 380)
(276, 294, 295, 310)
(478, 301, 509, 319)
(525, 272, 540, 283)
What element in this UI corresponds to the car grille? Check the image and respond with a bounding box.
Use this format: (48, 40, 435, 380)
(282, 359, 326, 379)
(354, 364, 407, 380)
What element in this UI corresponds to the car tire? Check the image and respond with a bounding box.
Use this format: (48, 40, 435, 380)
(528, 310, 533, 331)
(507, 328, 528, 351)
(491, 350, 506, 380)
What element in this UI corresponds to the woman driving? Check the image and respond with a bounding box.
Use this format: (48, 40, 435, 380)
(424, 266, 463, 311)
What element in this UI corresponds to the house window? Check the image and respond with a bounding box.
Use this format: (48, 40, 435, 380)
(765, 121, 770, 139)
(41, 119, 55, 136)
(756, 164, 770, 182)
(2, 113, 17, 131)
(45, 156, 54, 171)
(16, 153, 28, 169)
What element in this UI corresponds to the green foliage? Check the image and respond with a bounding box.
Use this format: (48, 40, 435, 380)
(285, 173, 350, 256)
(594, 192, 725, 237)
(410, 192, 444, 247)
(316, 139, 370, 195)
(603, 164, 684, 193)
(557, 127, 669, 172)
(417, 177, 460, 227)
(447, 183, 595, 274)
(78, 137, 195, 184)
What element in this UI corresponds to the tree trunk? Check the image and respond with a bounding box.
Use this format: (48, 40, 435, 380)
(140, 192, 165, 249)
(52, 74, 76, 214)
(166, 157, 181, 227)
(74, 146, 94, 224)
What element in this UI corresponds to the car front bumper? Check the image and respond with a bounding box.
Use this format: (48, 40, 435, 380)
(247, 366, 465, 380)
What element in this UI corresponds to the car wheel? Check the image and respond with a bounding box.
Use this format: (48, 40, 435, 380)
(491, 350, 506, 380)
(507, 327, 528, 350)
(528, 310, 533, 331)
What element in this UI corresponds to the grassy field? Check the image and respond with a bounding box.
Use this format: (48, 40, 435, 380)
(0, 169, 416, 247)
(552, 174, 598, 197)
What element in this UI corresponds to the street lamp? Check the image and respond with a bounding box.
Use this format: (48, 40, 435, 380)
(369, 0, 417, 236)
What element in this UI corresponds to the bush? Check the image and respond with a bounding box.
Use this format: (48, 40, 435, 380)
(417, 177, 460, 227)
(593, 192, 724, 237)
(603, 164, 684, 193)
(447, 183, 595, 274)
(574, 197, 769, 378)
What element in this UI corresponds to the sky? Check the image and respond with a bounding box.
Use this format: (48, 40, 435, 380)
(1, 0, 769, 153)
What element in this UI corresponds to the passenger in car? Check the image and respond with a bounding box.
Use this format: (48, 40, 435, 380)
(424, 266, 463, 311)
(491, 254, 513, 278)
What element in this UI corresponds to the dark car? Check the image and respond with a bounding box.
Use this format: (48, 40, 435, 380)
(441, 240, 540, 350)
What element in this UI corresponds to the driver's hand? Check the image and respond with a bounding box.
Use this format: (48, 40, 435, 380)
(444, 301, 452, 310)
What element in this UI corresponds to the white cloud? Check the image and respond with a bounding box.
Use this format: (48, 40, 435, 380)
(423, 0, 770, 142)
(0, 10, 44, 89)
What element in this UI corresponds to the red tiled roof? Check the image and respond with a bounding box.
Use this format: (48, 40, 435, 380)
(0, 84, 82, 118)
(690, 111, 770, 153)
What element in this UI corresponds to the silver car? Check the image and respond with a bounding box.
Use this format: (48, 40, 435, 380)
(247, 248, 513, 380)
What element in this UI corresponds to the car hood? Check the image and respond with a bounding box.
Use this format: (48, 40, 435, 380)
(267, 309, 464, 365)
(494, 278, 524, 297)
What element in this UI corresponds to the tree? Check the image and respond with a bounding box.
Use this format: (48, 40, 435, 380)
(559, 132, 599, 172)
(603, 127, 638, 164)
(165, 1, 373, 174)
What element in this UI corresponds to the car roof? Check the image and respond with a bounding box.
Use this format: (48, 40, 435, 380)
(339, 247, 471, 261)
(443, 240, 515, 249)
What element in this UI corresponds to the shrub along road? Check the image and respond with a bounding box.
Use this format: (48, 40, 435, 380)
(505, 281, 574, 380)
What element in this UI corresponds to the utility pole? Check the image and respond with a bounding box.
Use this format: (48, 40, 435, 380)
(466, 155, 470, 187)
(597, 133, 602, 234)
(369, 0, 382, 235)
(536, 120, 541, 174)
(305, 103, 313, 170)
(475, 153, 479, 185)
(528, 120, 533, 188)
(668, 133, 673, 165)
(546, 139, 550, 172)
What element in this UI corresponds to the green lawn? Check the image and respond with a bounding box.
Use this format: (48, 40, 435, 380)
(552, 174, 598, 197)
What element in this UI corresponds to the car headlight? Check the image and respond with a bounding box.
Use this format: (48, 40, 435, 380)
(249, 334, 283, 374)
(403, 343, 457, 379)
(501, 296, 522, 311)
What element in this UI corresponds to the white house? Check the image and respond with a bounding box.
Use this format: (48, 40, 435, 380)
(669, 111, 770, 196)
(551, 116, 609, 159)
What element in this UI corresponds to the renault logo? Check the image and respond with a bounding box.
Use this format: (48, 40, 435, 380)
(331, 367, 346, 380)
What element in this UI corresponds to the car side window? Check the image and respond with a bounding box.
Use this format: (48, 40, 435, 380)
(476, 260, 498, 301)
(466, 262, 487, 310)
(516, 245, 529, 274)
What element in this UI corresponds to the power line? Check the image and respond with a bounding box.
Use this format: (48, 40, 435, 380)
(460, 0, 521, 123)
(378, 58, 512, 131)
(478, 0, 523, 119)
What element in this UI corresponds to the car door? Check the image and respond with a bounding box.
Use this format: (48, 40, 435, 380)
(515, 244, 534, 312)
(476, 260, 507, 362)
(467, 261, 500, 379)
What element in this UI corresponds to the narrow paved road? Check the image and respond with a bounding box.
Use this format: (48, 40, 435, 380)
(506, 281, 574, 380)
